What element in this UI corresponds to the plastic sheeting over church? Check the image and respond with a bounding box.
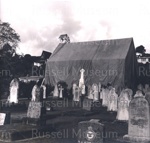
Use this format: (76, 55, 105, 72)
(45, 38, 138, 91)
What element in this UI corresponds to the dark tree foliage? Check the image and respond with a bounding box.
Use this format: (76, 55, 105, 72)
(135, 45, 146, 55)
(0, 21, 20, 53)
(0, 21, 23, 77)
(59, 34, 70, 43)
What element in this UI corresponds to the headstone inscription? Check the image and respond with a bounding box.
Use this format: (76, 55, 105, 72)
(53, 84, 59, 98)
(123, 96, 150, 142)
(59, 86, 64, 99)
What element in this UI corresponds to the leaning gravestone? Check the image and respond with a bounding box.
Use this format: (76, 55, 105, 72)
(0, 112, 10, 125)
(0, 113, 6, 125)
(78, 119, 104, 143)
(123, 96, 150, 142)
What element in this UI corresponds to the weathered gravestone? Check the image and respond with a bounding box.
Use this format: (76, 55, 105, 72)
(0, 112, 10, 125)
(8, 78, 19, 104)
(73, 86, 81, 102)
(123, 96, 150, 142)
(83, 98, 93, 111)
(78, 119, 104, 143)
(116, 90, 130, 121)
(27, 102, 42, 118)
(23, 101, 46, 126)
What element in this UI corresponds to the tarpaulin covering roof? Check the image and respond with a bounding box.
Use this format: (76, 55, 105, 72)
(45, 38, 138, 91)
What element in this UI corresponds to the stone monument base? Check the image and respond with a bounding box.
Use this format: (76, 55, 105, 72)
(123, 135, 150, 143)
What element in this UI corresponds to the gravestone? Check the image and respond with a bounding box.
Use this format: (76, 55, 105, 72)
(81, 84, 86, 95)
(53, 84, 59, 98)
(79, 69, 85, 88)
(134, 90, 144, 98)
(78, 119, 104, 143)
(27, 102, 42, 118)
(23, 101, 46, 126)
(88, 85, 93, 99)
(116, 91, 130, 121)
(31, 85, 43, 102)
(0, 112, 10, 125)
(83, 98, 93, 111)
(72, 83, 77, 96)
(144, 84, 150, 94)
(100, 87, 109, 108)
(137, 84, 143, 91)
(92, 84, 99, 101)
(73, 86, 81, 102)
(123, 96, 150, 142)
(31, 85, 37, 101)
(8, 78, 19, 104)
(0, 113, 6, 125)
(107, 88, 118, 112)
(92, 101, 101, 111)
(124, 88, 133, 101)
(41, 85, 46, 99)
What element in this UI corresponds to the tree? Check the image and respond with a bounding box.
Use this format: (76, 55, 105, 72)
(59, 34, 70, 43)
(0, 21, 21, 55)
(135, 45, 146, 55)
(0, 21, 22, 77)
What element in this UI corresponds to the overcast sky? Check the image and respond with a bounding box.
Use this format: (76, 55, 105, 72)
(1, 0, 150, 56)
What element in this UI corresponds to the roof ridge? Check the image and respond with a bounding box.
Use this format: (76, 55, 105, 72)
(64, 37, 133, 44)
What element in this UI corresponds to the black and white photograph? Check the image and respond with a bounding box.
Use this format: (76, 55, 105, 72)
(0, 0, 150, 143)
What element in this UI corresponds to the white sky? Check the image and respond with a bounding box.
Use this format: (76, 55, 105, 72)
(1, 0, 150, 55)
